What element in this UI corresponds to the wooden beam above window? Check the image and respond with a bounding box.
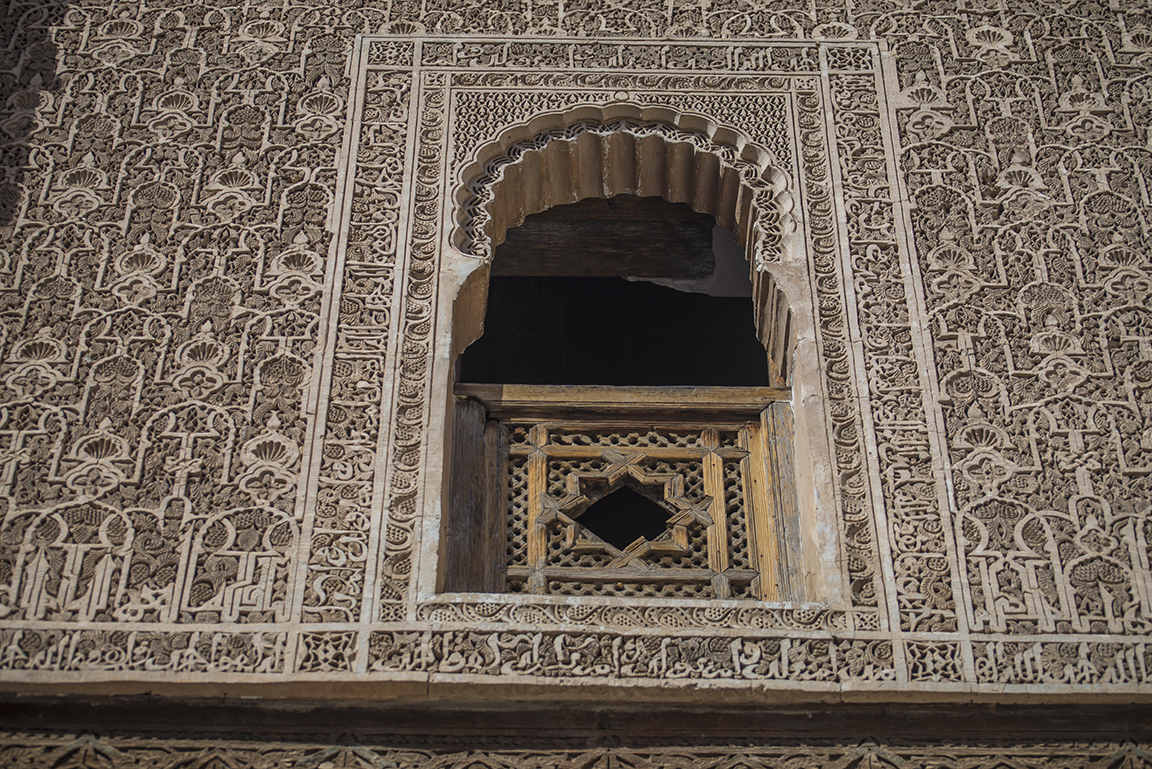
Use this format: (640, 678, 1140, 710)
(455, 383, 790, 421)
(492, 196, 716, 278)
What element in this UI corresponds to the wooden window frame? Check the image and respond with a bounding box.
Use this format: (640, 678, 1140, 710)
(446, 384, 802, 601)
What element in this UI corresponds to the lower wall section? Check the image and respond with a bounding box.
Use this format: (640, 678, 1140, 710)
(2, 733, 1151, 768)
(1, 700, 1150, 768)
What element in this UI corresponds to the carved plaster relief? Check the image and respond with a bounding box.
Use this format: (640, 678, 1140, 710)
(0, 0, 1150, 697)
(4, 732, 1152, 768)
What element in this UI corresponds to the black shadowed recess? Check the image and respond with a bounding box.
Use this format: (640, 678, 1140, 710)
(459, 276, 767, 386)
(459, 195, 768, 387)
(576, 486, 671, 550)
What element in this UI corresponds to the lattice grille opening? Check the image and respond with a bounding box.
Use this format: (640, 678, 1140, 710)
(507, 457, 529, 567)
(478, 418, 791, 601)
(575, 486, 673, 552)
(726, 461, 751, 570)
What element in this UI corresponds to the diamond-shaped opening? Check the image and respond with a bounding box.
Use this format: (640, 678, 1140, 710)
(576, 485, 671, 551)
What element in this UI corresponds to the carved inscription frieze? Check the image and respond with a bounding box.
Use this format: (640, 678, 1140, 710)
(1, 732, 1150, 769)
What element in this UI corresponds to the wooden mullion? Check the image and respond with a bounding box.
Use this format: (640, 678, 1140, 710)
(740, 420, 780, 601)
(762, 402, 800, 602)
(526, 423, 549, 594)
(702, 428, 729, 588)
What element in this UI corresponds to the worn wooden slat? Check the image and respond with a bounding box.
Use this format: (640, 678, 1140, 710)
(526, 423, 548, 594)
(740, 420, 779, 601)
(444, 397, 489, 592)
(456, 383, 789, 421)
(762, 401, 800, 602)
(701, 427, 729, 578)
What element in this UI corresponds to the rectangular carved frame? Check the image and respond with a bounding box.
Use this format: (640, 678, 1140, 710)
(327, 36, 909, 691)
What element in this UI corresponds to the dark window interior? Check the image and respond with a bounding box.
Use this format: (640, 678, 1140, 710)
(576, 486, 671, 551)
(459, 277, 768, 385)
(458, 195, 768, 387)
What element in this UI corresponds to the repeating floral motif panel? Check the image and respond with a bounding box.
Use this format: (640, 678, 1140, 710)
(0, 0, 1150, 695)
(887, 3, 1152, 646)
(0, 0, 340, 638)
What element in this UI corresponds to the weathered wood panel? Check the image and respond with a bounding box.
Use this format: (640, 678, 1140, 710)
(493, 196, 715, 278)
(456, 383, 789, 421)
(444, 397, 490, 592)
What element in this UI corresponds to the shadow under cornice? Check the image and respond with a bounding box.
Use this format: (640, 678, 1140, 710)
(0, 696, 1150, 746)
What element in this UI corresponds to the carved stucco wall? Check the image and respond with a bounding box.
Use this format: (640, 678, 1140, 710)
(0, 0, 1151, 710)
(1, 733, 1150, 769)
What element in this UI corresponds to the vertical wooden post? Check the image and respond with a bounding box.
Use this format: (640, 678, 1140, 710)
(526, 423, 549, 594)
(445, 397, 488, 592)
(762, 401, 800, 602)
(741, 403, 801, 602)
(702, 427, 729, 597)
(741, 420, 776, 601)
(482, 420, 507, 593)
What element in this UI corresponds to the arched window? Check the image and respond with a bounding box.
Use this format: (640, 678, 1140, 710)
(440, 114, 805, 602)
